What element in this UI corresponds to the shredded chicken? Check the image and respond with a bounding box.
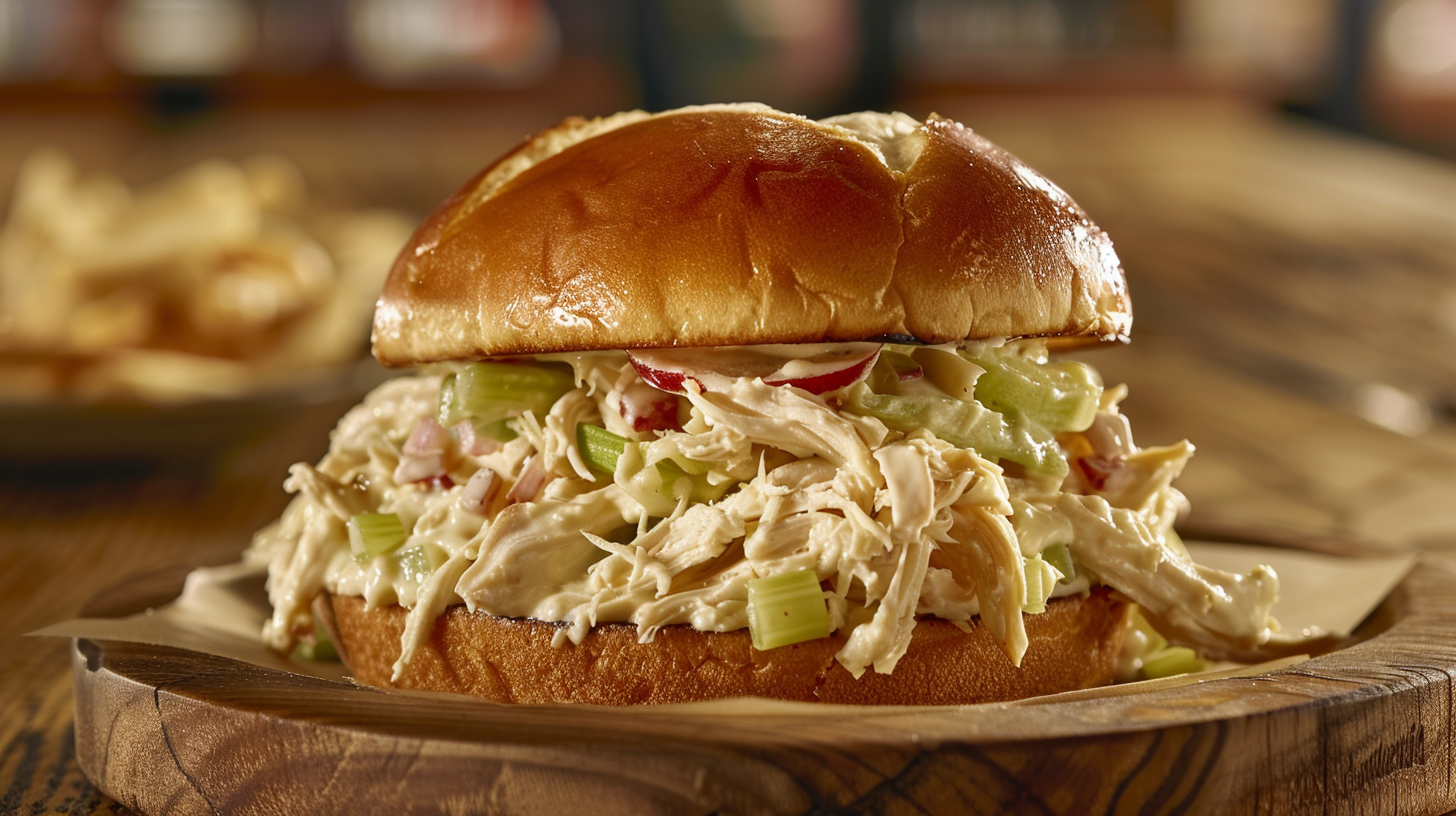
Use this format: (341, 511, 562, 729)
(250, 345, 1283, 681)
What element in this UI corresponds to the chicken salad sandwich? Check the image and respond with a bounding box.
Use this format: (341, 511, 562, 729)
(249, 103, 1284, 705)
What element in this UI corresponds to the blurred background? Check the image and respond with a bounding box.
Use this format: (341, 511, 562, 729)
(1, 0, 1454, 206)
(10, 9, 1456, 809)
(2, 0, 1456, 465)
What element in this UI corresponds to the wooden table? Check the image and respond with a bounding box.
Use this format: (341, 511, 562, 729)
(6, 96, 1456, 814)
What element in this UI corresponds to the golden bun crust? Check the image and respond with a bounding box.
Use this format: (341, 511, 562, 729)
(327, 590, 1130, 705)
(373, 104, 1131, 366)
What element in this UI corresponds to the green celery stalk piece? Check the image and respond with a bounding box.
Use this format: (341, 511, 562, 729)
(348, 512, 409, 565)
(397, 543, 447, 583)
(845, 384, 1067, 477)
(291, 618, 339, 662)
(747, 570, 832, 650)
(965, 351, 1101, 434)
(474, 418, 518, 442)
(440, 361, 575, 427)
(578, 424, 629, 474)
(440, 376, 518, 442)
(437, 372, 459, 427)
(1022, 555, 1061, 614)
(581, 425, 738, 509)
(1140, 646, 1206, 680)
(1041, 542, 1075, 582)
(656, 459, 732, 504)
(1127, 606, 1169, 654)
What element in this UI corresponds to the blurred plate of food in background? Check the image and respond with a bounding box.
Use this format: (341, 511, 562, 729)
(0, 149, 414, 460)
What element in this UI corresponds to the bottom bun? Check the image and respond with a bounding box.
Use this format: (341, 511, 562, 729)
(327, 590, 1129, 705)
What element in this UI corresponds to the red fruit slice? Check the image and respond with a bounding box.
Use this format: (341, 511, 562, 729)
(629, 344, 881, 396)
(618, 381, 682, 432)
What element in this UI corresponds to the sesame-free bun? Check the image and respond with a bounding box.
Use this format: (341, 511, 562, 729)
(326, 590, 1129, 706)
(372, 104, 1131, 366)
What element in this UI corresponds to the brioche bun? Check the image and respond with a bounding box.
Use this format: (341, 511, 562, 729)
(326, 590, 1129, 705)
(372, 103, 1130, 366)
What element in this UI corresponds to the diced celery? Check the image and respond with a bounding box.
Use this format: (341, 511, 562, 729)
(475, 418, 518, 442)
(616, 446, 679, 517)
(747, 570, 832, 651)
(439, 361, 575, 427)
(966, 351, 1101, 433)
(656, 459, 732, 504)
(1140, 646, 1206, 680)
(291, 618, 339, 662)
(844, 384, 1066, 477)
(1127, 606, 1168, 654)
(578, 423, 629, 474)
(348, 512, 409, 565)
(650, 448, 713, 476)
(1041, 542, 1075, 582)
(1022, 555, 1061, 614)
(580, 424, 738, 511)
(397, 543, 447, 583)
(437, 372, 458, 427)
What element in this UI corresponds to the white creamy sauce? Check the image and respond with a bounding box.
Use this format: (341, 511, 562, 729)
(249, 345, 1283, 681)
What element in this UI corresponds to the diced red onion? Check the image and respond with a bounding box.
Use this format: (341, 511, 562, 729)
(394, 453, 446, 485)
(459, 468, 502, 512)
(454, 420, 502, 456)
(1075, 454, 1136, 494)
(404, 417, 448, 456)
(1085, 411, 1136, 459)
(505, 455, 549, 505)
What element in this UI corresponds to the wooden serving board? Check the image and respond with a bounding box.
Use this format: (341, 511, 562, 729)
(72, 558, 1456, 816)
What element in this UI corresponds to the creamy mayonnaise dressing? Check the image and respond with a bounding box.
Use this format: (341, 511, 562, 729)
(248, 344, 1282, 681)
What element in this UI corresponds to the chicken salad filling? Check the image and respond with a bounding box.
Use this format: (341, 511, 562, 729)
(249, 340, 1281, 681)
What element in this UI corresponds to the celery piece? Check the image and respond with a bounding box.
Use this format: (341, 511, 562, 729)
(397, 543, 447, 584)
(966, 351, 1101, 434)
(655, 459, 687, 498)
(440, 361, 575, 427)
(1140, 646, 1206, 680)
(1127, 606, 1169, 654)
(348, 512, 409, 565)
(578, 423, 629, 474)
(1022, 555, 1061, 614)
(612, 441, 675, 516)
(291, 618, 339, 662)
(437, 372, 459, 427)
(747, 570, 832, 651)
(614, 440, 735, 514)
(461, 361, 574, 416)
(475, 418, 517, 442)
(656, 459, 732, 504)
(1041, 542, 1075, 582)
(844, 383, 1066, 477)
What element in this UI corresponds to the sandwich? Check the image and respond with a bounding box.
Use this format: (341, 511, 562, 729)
(248, 103, 1283, 705)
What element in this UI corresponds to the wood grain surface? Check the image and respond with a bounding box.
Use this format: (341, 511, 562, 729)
(7, 97, 1456, 815)
(64, 552, 1456, 815)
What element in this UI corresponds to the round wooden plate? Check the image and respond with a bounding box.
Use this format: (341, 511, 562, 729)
(72, 557, 1456, 816)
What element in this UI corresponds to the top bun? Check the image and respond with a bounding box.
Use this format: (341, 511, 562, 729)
(373, 103, 1130, 366)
